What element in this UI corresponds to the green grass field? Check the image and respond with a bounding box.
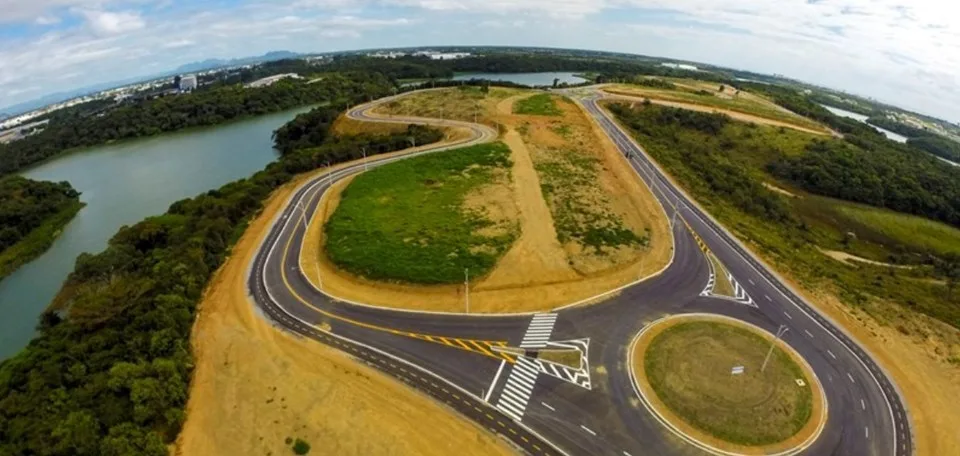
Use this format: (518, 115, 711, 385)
(643, 321, 812, 446)
(835, 203, 960, 257)
(513, 93, 562, 116)
(324, 142, 517, 284)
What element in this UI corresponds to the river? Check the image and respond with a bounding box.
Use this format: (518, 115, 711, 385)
(820, 104, 909, 143)
(0, 106, 313, 360)
(451, 72, 587, 86)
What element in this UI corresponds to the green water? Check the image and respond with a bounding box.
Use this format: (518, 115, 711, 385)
(0, 106, 313, 359)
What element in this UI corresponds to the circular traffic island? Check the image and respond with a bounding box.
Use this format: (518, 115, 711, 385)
(630, 315, 827, 455)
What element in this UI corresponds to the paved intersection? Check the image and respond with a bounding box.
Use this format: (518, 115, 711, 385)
(247, 89, 912, 456)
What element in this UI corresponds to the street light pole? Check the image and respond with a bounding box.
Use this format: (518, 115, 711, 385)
(761, 325, 789, 373)
(464, 268, 470, 314)
(361, 147, 368, 172)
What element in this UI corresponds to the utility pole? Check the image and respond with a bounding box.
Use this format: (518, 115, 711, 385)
(761, 325, 789, 373)
(474, 102, 479, 125)
(464, 269, 470, 314)
(361, 147, 368, 172)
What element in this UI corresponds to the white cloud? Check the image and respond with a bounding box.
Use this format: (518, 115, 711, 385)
(74, 9, 146, 35)
(35, 15, 61, 25)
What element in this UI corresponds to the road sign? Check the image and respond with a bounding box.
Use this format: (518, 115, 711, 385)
(731, 366, 745, 375)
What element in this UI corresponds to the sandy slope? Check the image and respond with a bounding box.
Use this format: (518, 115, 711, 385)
(177, 158, 514, 456)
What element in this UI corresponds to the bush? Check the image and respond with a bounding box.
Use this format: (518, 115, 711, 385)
(292, 438, 311, 455)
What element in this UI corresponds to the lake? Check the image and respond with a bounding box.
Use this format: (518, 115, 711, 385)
(445, 72, 586, 86)
(820, 104, 909, 143)
(0, 106, 313, 360)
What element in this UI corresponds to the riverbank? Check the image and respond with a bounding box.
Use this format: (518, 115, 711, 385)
(0, 200, 83, 281)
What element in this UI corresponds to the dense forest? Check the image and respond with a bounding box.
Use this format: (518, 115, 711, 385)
(607, 102, 792, 223)
(0, 177, 82, 279)
(271, 107, 444, 154)
(0, 74, 445, 455)
(0, 72, 393, 176)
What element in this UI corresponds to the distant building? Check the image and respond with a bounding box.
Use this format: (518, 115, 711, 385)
(179, 74, 198, 92)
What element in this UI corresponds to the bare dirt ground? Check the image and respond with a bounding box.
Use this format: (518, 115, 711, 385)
(819, 249, 914, 269)
(602, 88, 831, 137)
(176, 168, 516, 456)
(762, 182, 799, 198)
(300, 89, 673, 313)
(752, 253, 960, 456)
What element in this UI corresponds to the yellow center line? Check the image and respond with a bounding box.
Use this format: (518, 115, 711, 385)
(273, 176, 511, 360)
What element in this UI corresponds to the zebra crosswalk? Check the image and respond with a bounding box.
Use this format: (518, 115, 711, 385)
(495, 356, 541, 421)
(519, 313, 558, 349)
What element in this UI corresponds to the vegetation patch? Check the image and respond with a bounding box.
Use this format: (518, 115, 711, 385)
(608, 100, 960, 330)
(325, 142, 517, 284)
(0, 176, 82, 281)
(643, 321, 812, 445)
(375, 86, 520, 126)
(536, 147, 647, 252)
(513, 94, 562, 116)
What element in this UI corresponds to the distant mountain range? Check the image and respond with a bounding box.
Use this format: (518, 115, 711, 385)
(176, 51, 302, 73)
(0, 51, 304, 116)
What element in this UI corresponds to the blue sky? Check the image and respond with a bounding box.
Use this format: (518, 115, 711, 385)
(1, 0, 958, 122)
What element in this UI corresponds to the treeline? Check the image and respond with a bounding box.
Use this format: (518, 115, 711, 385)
(0, 102, 445, 454)
(769, 139, 960, 227)
(0, 177, 80, 254)
(866, 116, 960, 162)
(607, 102, 792, 223)
(0, 72, 393, 176)
(272, 107, 444, 154)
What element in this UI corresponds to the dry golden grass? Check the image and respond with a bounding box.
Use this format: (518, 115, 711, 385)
(177, 162, 515, 456)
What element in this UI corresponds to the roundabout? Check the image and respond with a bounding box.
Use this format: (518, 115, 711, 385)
(629, 314, 827, 455)
(247, 88, 912, 456)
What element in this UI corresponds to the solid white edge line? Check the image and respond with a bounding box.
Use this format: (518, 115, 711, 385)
(484, 360, 507, 402)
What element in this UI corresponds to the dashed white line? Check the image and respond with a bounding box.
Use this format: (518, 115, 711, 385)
(848, 373, 856, 384)
(540, 402, 556, 412)
(865, 427, 870, 439)
(623, 452, 633, 456)
(804, 329, 814, 338)
(580, 425, 597, 436)
(861, 399, 866, 410)
(748, 279, 755, 285)
(765, 295, 772, 302)
(783, 311, 792, 319)
(827, 350, 837, 360)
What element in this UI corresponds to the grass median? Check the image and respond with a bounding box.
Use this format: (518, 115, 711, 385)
(324, 142, 518, 284)
(643, 321, 813, 446)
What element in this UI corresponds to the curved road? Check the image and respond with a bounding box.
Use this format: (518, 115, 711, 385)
(246, 90, 912, 456)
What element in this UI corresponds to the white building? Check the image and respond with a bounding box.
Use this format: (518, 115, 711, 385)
(179, 74, 198, 92)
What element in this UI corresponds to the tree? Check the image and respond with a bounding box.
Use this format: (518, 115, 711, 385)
(718, 84, 725, 92)
(552, 77, 560, 88)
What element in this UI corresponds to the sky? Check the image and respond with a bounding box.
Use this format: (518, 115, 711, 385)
(1, 0, 958, 122)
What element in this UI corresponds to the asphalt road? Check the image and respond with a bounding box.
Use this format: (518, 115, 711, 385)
(246, 89, 913, 456)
